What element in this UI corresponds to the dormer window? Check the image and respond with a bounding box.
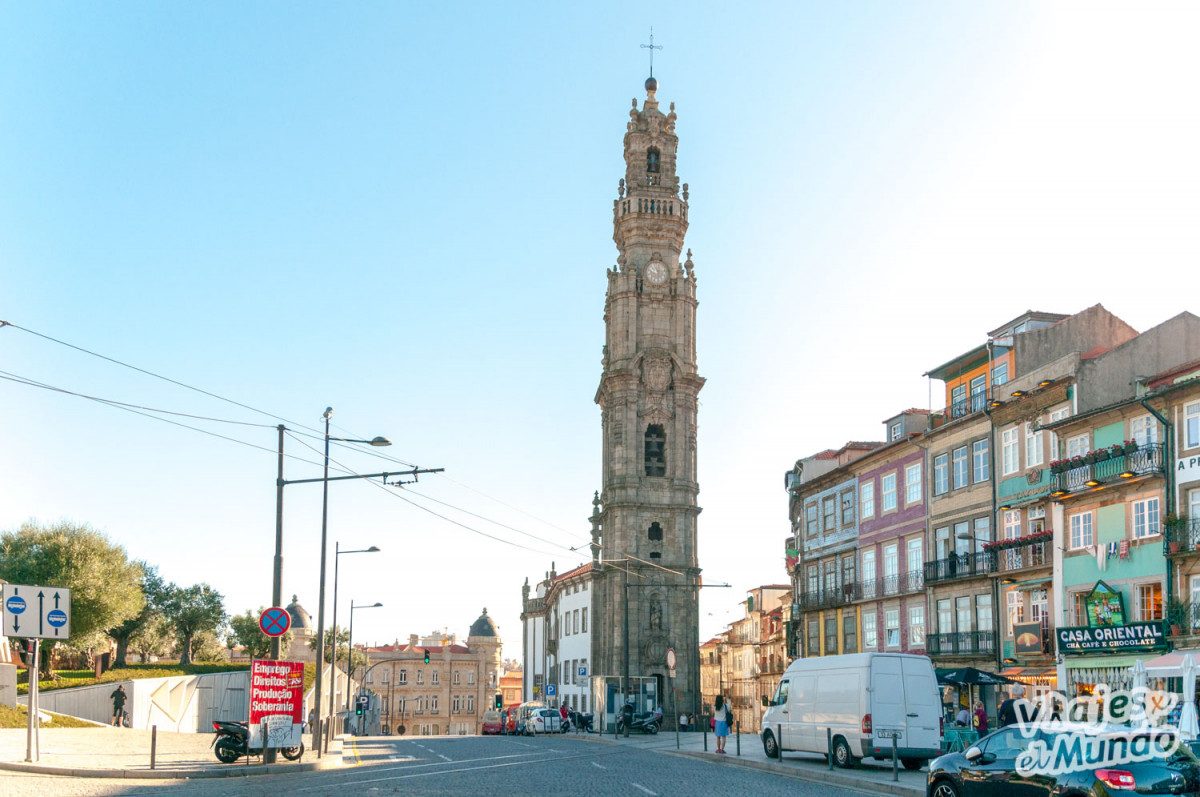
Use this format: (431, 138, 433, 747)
(646, 147, 660, 174)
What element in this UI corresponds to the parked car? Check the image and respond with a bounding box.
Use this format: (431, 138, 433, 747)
(514, 701, 545, 736)
(528, 708, 566, 734)
(927, 725, 1200, 797)
(481, 710, 504, 735)
(761, 652, 942, 770)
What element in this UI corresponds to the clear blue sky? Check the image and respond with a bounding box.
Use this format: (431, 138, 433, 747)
(3, 2, 1198, 652)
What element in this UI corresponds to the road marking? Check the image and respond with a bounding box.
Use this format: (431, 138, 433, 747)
(592, 761, 606, 769)
(631, 784, 657, 796)
(437, 753, 452, 762)
(299, 749, 623, 790)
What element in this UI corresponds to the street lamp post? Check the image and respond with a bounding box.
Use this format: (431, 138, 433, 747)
(328, 544, 380, 748)
(346, 601, 384, 715)
(311, 407, 392, 757)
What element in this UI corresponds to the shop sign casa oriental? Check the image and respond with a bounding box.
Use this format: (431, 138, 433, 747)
(1, 583, 71, 640)
(1056, 581, 1167, 654)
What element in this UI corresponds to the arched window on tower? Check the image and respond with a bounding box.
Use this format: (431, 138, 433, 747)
(648, 522, 663, 542)
(646, 147, 660, 174)
(645, 424, 666, 477)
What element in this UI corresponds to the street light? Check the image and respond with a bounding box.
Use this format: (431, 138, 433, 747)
(328, 543, 381, 744)
(346, 601, 384, 714)
(312, 407, 391, 757)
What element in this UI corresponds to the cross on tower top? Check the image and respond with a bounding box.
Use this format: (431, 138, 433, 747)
(641, 28, 662, 78)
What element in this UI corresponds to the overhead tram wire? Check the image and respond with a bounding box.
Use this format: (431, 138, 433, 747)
(0, 371, 327, 467)
(2, 319, 581, 546)
(0, 320, 329, 438)
(280, 429, 580, 559)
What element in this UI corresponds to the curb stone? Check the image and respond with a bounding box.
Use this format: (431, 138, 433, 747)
(668, 750, 925, 797)
(0, 738, 347, 780)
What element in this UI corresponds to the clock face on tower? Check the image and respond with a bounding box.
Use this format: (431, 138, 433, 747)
(645, 261, 668, 285)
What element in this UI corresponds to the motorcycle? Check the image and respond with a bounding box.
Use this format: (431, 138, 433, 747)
(617, 708, 663, 735)
(568, 709, 594, 733)
(211, 720, 304, 764)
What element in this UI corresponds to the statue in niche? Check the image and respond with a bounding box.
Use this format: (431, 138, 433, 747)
(649, 600, 663, 631)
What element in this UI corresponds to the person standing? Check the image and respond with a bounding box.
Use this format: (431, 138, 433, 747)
(559, 702, 568, 731)
(110, 684, 127, 727)
(998, 685, 1026, 728)
(714, 695, 731, 754)
(621, 699, 634, 738)
(972, 700, 988, 735)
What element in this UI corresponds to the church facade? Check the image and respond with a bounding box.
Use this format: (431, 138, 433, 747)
(522, 73, 703, 725)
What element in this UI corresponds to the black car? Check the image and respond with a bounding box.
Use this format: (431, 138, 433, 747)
(927, 725, 1200, 797)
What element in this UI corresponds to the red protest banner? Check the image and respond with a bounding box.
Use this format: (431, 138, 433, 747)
(249, 659, 304, 749)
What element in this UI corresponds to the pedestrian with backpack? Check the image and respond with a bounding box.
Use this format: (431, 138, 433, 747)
(110, 684, 127, 727)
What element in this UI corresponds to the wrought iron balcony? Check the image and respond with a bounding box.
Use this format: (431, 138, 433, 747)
(1166, 517, 1200, 556)
(924, 552, 997, 584)
(947, 392, 989, 420)
(994, 540, 1050, 573)
(856, 571, 924, 599)
(1053, 443, 1164, 495)
(798, 585, 855, 610)
(926, 630, 996, 657)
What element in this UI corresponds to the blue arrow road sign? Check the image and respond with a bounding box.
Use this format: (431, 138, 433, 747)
(5, 596, 25, 614)
(47, 610, 67, 628)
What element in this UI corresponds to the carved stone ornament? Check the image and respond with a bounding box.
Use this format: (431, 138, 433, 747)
(640, 634, 669, 666)
(644, 357, 672, 392)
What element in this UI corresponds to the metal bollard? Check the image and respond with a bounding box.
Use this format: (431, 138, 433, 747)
(150, 725, 157, 770)
(703, 716, 708, 751)
(892, 734, 899, 782)
(777, 723, 783, 760)
(735, 721, 741, 756)
(827, 727, 833, 770)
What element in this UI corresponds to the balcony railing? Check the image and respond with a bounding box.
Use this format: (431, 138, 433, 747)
(924, 552, 997, 584)
(995, 541, 1050, 573)
(798, 586, 855, 610)
(926, 630, 996, 657)
(1053, 444, 1164, 495)
(1166, 518, 1200, 554)
(948, 392, 989, 420)
(856, 571, 924, 599)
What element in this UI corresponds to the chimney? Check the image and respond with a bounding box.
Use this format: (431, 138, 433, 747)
(409, 633, 419, 648)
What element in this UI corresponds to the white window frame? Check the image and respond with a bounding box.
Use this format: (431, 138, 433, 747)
(1025, 422, 1044, 468)
(1048, 405, 1071, 457)
(909, 606, 925, 646)
(1007, 590, 1024, 636)
(881, 473, 897, 512)
(1066, 434, 1090, 459)
(1132, 497, 1161, 539)
(890, 421, 903, 441)
(905, 463, 922, 504)
(861, 482, 875, 519)
(1186, 402, 1200, 450)
(906, 537, 923, 574)
(883, 543, 899, 578)
(884, 609, 900, 648)
(861, 549, 876, 584)
(1137, 582, 1163, 622)
(933, 454, 949, 495)
(1002, 427, 1020, 475)
(862, 611, 877, 649)
(972, 439, 989, 483)
(1070, 512, 1094, 550)
(952, 446, 968, 489)
(1130, 414, 1158, 447)
(992, 361, 1009, 387)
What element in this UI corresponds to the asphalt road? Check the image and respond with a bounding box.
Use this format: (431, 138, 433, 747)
(0, 734, 879, 796)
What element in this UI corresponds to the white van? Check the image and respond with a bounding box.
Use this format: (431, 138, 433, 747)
(760, 652, 941, 770)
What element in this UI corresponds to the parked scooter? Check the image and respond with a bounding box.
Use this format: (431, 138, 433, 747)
(617, 707, 663, 735)
(211, 720, 304, 763)
(568, 709, 594, 733)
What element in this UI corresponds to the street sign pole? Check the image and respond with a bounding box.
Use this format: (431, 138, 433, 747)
(25, 639, 39, 762)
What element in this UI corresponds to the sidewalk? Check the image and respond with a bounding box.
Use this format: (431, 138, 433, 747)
(0, 727, 346, 779)
(575, 728, 926, 796)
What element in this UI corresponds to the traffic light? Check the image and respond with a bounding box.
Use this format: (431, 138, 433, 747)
(356, 703, 364, 717)
(494, 693, 503, 709)
(423, 648, 430, 665)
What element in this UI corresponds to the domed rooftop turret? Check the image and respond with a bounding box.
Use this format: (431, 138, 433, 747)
(468, 607, 498, 638)
(287, 594, 313, 632)
(644, 76, 657, 93)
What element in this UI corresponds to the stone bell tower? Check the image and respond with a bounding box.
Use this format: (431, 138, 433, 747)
(592, 74, 703, 719)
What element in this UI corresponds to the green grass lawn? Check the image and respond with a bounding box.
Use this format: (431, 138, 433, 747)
(17, 661, 316, 695)
(0, 704, 96, 729)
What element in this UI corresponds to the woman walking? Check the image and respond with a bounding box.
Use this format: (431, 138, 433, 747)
(714, 695, 731, 754)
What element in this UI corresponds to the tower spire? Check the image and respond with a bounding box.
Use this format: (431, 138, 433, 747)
(640, 28, 662, 79)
